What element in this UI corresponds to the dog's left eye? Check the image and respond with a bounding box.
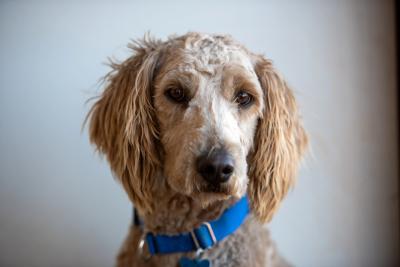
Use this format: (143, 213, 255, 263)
(165, 87, 187, 103)
(235, 91, 253, 108)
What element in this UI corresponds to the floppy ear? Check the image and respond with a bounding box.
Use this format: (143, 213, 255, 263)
(248, 56, 308, 222)
(87, 38, 163, 213)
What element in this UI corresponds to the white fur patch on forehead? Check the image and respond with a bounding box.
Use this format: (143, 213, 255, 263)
(182, 33, 254, 75)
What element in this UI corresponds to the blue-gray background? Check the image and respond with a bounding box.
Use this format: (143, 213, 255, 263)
(0, 1, 398, 266)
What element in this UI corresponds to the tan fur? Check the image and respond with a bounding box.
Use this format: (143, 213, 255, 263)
(87, 38, 163, 214)
(249, 58, 308, 222)
(86, 32, 308, 267)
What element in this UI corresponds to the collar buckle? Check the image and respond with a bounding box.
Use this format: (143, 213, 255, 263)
(202, 222, 217, 244)
(190, 222, 217, 251)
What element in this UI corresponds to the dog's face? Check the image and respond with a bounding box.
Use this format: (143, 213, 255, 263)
(88, 33, 307, 222)
(153, 37, 263, 205)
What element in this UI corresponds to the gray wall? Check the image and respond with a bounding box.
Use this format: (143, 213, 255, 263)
(0, 1, 398, 266)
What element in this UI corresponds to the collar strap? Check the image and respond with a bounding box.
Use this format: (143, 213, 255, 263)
(135, 196, 249, 255)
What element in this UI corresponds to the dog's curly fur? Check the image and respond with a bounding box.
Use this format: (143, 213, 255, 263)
(87, 32, 308, 267)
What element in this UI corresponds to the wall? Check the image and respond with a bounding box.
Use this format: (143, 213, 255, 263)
(0, 1, 398, 266)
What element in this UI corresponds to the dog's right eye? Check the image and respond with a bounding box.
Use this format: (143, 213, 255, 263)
(165, 87, 187, 103)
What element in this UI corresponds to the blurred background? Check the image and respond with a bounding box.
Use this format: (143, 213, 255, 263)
(0, 0, 398, 266)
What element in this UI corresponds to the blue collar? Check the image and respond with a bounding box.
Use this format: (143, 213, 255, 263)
(134, 196, 249, 255)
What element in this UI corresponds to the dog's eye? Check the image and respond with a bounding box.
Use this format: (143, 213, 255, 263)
(235, 91, 253, 107)
(165, 87, 187, 103)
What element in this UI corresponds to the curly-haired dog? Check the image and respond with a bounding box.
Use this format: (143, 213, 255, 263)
(87, 32, 308, 267)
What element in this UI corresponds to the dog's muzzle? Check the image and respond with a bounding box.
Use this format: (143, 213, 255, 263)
(196, 148, 235, 186)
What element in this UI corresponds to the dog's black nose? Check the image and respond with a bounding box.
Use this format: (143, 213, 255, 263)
(196, 149, 235, 184)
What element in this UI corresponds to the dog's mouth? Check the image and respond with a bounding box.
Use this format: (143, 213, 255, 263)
(188, 175, 245, 206)
(199, 182, 232, 195)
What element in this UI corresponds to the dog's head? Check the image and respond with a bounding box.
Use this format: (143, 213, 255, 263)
(87, 33, 307, 222)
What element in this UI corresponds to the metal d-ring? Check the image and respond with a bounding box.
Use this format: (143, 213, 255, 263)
(138, 233, 152, 261)
(190, 229, 205, 259)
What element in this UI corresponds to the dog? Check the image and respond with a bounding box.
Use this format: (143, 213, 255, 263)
(87, 32, 308, 267)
